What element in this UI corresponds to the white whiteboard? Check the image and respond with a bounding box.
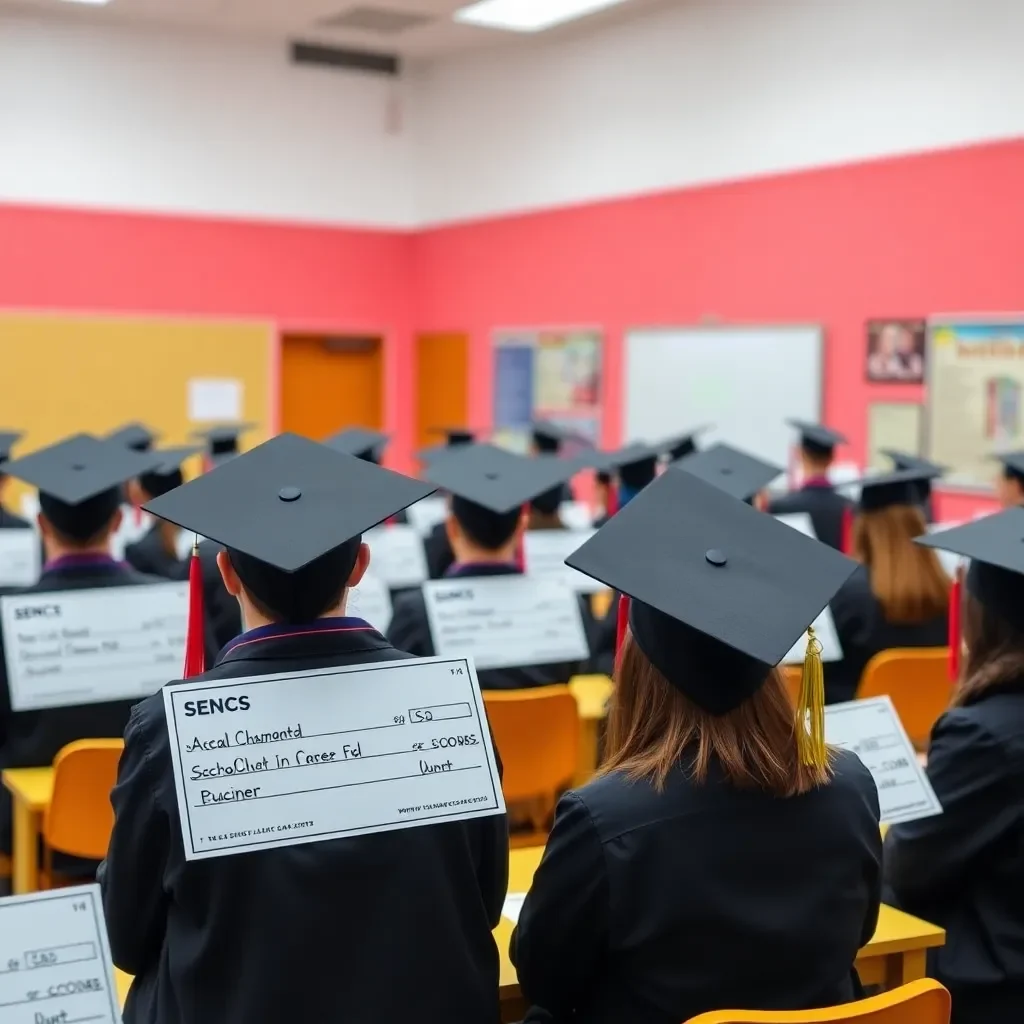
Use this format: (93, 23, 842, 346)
(624, 325, 823, 467)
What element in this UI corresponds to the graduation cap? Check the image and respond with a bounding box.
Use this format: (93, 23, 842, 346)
(566, 468, 857, 762)
(674, 443, 784, 502)
(5, 433, 159, 540)
(424, 443, 579, 549)
(0, 431, 23, 468)
(417, 427, 477, 466)
(581, 442, 663, 491)
(855, 467, 944, 512)
(531, 420, 592, 454)
(325, 427, 389, 463)
(661, 426, 713, 463)
(191, 423, 257, 464)
(992, 450, 1024, 484)
(145, 433, 435, 647)
(106, 422, 160, 453)
(787, 420, 847, 458)
(138, 446, 203, 499)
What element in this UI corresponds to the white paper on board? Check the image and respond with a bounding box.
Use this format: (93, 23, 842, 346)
(423, 575, 589, 670)
(559, 501, 593, 530)
(774, 512, 817, 540)
(780, 603, 843, 665)
(188, 378, 243, 422)
(825, 696, 942, 825)
(406, 496, 448, 538)
(162, 655, 505, 860)
(364, 525, 428, 588)
(347, 573, 393, 634)
(1, 582, 188, 710)
(523, 529, 603, 594)
(0, 529, 41, 587)
(502, 892, 527, 924)
(0, 884, 120, 1024)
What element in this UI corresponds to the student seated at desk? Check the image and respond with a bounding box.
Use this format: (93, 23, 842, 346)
(828, 468, 950, 703)
(769, 420, 852, 551)
(123, 448, 200, 579)
(100, 433, 509, 1024)
(0, 434, 164, 862)
(885, 510, 1024, 1024)
(511, 468, 882, 1024)
(388, 443, 588, 689)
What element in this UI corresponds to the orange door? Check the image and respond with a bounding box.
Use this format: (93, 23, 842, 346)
(416, 333, 469, 450)
(280, 334, 383, 439)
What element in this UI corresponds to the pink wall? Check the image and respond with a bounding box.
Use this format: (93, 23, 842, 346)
(414, 138, 1024, 521)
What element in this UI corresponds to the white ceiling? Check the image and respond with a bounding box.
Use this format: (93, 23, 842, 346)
(0, 0, 672, 58)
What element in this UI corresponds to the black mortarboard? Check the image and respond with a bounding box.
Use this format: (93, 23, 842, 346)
(531, 420, 590, 454)
(993, 450, 1024, 485)
(788, 419, 847, 458)
(138, 446, 203, 500)
(325, 427, 389, 463)
(580, 442, 662, 491)
(661, 426, 712, 463)
(0, 431, 23, 467)
(566, 468, 857, 715)
(856, 467, 944, 512)
(878, 451, 945, 508)
(191, 423, 256, 464)
(145, 433, 435, 623)
(917, 508, 1024, 629)
(106, 422, 160, 453)
(674, 443, 784, 502)
(418, 427, 477, 465)
(425, 443, 578, 549)
(6, 433, 159, 540)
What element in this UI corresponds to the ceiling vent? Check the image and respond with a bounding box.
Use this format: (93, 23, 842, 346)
(318, 6, 434, 34)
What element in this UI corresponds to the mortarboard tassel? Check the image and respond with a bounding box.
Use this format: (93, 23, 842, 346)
(606, 486, 619, 519)
(183, 539, 206, 678)
(513, 504, 527, 572)
(614, 594, 630, 669)
(840, 505, 854, 556)
(948, 568, 962, 682)
(796, 625, 827, 769)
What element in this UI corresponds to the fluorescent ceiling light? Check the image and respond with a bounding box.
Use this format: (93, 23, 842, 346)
(454, 0, 631, 33)
(59, 0, 113, 5)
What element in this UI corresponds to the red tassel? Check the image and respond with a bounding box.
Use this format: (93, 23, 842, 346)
(133, 504, 143, 528)
(183, 541, 206, 678)
(605, 486, 619, 518)
(948, 570, 962, 682)
(841, 505, 853, 556)
(514, 504, 526, 571)
(615, 594, 630, 667)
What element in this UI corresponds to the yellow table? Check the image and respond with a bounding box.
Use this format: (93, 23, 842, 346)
(568, 674, 613, 784)
(2, 766, 54, 894)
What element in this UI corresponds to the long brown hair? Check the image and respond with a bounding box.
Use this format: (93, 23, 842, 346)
(853, 504, 949, 623)
(599, 635, 831, 796)
(952, 592, 1024, 707)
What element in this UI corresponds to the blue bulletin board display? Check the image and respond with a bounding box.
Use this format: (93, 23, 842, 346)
(492, 327, 603, 453)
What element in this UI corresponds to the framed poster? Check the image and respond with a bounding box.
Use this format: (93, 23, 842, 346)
(866, 319, 926, 383)
(492, 327, 603, 452)
(925, 318, 1024, 488)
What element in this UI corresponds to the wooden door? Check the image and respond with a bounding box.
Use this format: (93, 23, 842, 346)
(280, 334, 383, 439)
(416, 332, 469, 450)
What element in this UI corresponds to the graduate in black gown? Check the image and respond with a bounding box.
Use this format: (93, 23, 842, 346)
(886, 510, 1024, 1024)
(100, 433, 509, 1024)
(512, 468, 881, 1024)
(769, 420, 853, 552)
(0, 434, 164, 859)
(124, 447, 202, 579)
(993, 450, 1024, 509)
(0, 431, 32, 529)
(388, 443, 588, 690)
(420, 428, 475, 579)
(827, 467, 950, 703)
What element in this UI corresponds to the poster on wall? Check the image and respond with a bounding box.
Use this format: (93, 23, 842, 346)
(926, 318, 1024, 488)
(866, 319, 926, 382)
(492, 328, 603, 452)
(867, 402, 923, 470)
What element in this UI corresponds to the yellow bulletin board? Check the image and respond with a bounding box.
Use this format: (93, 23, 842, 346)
(0, 312, 273, 506)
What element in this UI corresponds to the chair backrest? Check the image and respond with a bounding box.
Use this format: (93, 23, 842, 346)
(856, 647, 950, 748)
(682, 978, 950, 1024)
(44, 739, 124, 859)
(781, 665, 802, 707)
(483, 686, 579, 803)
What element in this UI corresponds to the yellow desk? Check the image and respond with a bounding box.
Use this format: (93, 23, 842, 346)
(2, 766, 54, 894)
(568, 674, 613, 784)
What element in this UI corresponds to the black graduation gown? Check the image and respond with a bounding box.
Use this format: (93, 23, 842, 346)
(173, 539, 241, 653)
(387, 563, 587, 690)
(425, 520, 456, 580)
(769, 484, 852, 552)
(0, 558, 163, 853)
(124, 525, 185, 580)
(512, 750, 882, 1024)
(99, 619, 509, 1024)
(827, 567, 947, 704)
(883, 680, 1024, 1024)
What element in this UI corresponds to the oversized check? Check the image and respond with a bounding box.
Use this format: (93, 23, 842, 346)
(163, 655, 505, 860)
(406, 497, 448, 538)
(423, 575, 589, 670)
(364, 524, 428, 588)
(825, 696, 942, 825)
(0, 884, 120, 1024)
(1, 582, 188, 710)
(523, 529, 604, 594)
(0, 528, 40, 587)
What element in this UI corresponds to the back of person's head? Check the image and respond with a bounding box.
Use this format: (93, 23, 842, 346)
(954, 593, 1024, 707)
(529, 484, 563, 519)
(853, 503, 949, 624)
(40, 489, 122, 548)
(601, 633, 827, 798)
(450, 497, 520, 550)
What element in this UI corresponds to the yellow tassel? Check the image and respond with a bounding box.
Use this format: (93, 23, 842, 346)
(797, 625, 827, 769)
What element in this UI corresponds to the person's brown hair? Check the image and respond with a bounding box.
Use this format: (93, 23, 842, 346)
(952, 592, 1024, 707)
(853, 504, 949, 624)
(599, 635, 831, 796)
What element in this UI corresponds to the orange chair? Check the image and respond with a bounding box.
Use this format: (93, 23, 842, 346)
(41, 738, 124, 888)
(856, 648, 950, 750)
(682, 978, 950, 1024)
(483, 686, 579, 848)
(781, 665, 802, 706)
